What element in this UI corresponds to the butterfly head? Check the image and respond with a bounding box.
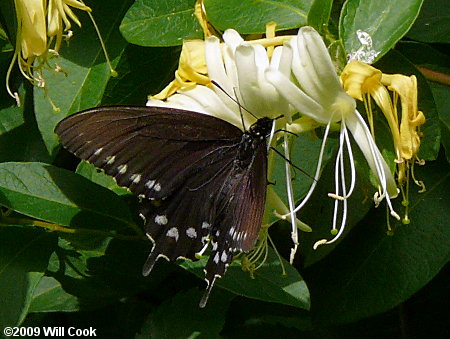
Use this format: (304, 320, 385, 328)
(249, 117, 274, 140)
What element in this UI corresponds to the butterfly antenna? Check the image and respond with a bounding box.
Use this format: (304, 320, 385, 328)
(232, 86, 247, 131)
(211, 80, 258, 123)
(269, 146, 317, 182)
(267, 119, 277, 152)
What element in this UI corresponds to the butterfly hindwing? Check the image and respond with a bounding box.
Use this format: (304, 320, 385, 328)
(200, 140, 268, 306)
(141, 150, 237, 274)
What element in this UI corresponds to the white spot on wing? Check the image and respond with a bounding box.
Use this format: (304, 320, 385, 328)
(166, 227, 179, 241)
(186, 227, 197, 238)
(153, 182, 161, 192)
(106, 155, 116, 165)
(212, 242, 218, 251)
(145, 180, 155, 189)
(213, 252, 220, 264)
(130, 174, 142, 184)
(154, 215, 168, 225)
(221, 251, 228, 263)
(94, 147, 103, 156)
(233, 231, 238, 241)
(202, 221, 211, 229)
(229, 227, 235, 236)
(117, 164, 127, 174)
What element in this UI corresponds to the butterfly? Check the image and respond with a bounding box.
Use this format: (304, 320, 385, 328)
(55, 105, 274, 307)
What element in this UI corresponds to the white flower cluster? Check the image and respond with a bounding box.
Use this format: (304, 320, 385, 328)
(148, 26, 399, 254)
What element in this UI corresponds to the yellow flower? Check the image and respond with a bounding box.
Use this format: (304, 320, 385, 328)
(6, 0, 114, 106)
(15, 0, 47, 60)
(341, 60, 426, 224)
(47, 0, 91, 52)
(151, 40, 210, 100)
(6, 0, 47, 103)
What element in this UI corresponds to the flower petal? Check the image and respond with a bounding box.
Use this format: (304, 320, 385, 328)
(148, 85, 243, 128)
(265, 68, 330, 123)
(293, 27, 343, 109)
(345, 111, 398, 198)
(234, 44, 288, 118)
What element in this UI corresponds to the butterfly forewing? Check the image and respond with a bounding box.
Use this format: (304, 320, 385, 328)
(55, 106, 242, 199)
(55, 105, 270, 307)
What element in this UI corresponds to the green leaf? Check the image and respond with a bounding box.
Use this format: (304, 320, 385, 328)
(304, 154, 450, 324)
(339, 0, 423, 61)
(0, 227, 57, 327)
(406, 0, 450, 43)
(76, 161, 129, 196)
(307, 0, 333, 32)
(204, 0, 313, 34)
(120, 0, 202, 47)
(430, 82, 450, 163)
(28, 276, 80, 313)
(34, 0, 132, 157)
(182, 248, 310, 309)
(101, 45, 181, 105)
(137, 288, 233, 339)
(0, 0, 17, 45)
(0, 85, 51, 163)
(0, 162, 134, 231)
(44, 237, 168, 305)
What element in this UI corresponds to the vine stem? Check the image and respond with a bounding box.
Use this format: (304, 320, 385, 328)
(416, 66, 450, 86)
(0, 216, 146, 241)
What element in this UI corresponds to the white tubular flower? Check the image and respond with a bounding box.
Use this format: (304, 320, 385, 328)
(148, 28, 293, 129)
(148, 29, 311, 261)
(266, 26, 399, 248)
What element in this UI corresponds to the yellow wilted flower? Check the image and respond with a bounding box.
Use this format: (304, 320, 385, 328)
(16, 0, 47, 60)
(6, 0, 47, 103)
(341, 60, 426, 224)
(151, 40, 210, 100)
(47, 0, 91, 52)
(6, 0, 114, 107)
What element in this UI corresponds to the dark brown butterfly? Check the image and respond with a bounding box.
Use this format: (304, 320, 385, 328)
(55, 105, 273, 306)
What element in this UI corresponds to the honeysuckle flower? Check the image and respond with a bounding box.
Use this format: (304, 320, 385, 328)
(16, 0, 47, 60)
(6, 0, 47, 103)
(47, 0, 91, 52)
(148, 27, 313, 265)
(266, 26, 399, 248)
(151, 40, 209, 100)
(149, 28, 295, 127)
(341, 60, 426, 224)
(6, 0, 114, 106)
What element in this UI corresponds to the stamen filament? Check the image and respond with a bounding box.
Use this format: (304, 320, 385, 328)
(288, 119, 333, 215)
(283, 133, 298, 263)
(267, 232, 287, 275)
(195, 240, 210, 258)
(354, 110, 399, 220)
(84, 7, 117, 77)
